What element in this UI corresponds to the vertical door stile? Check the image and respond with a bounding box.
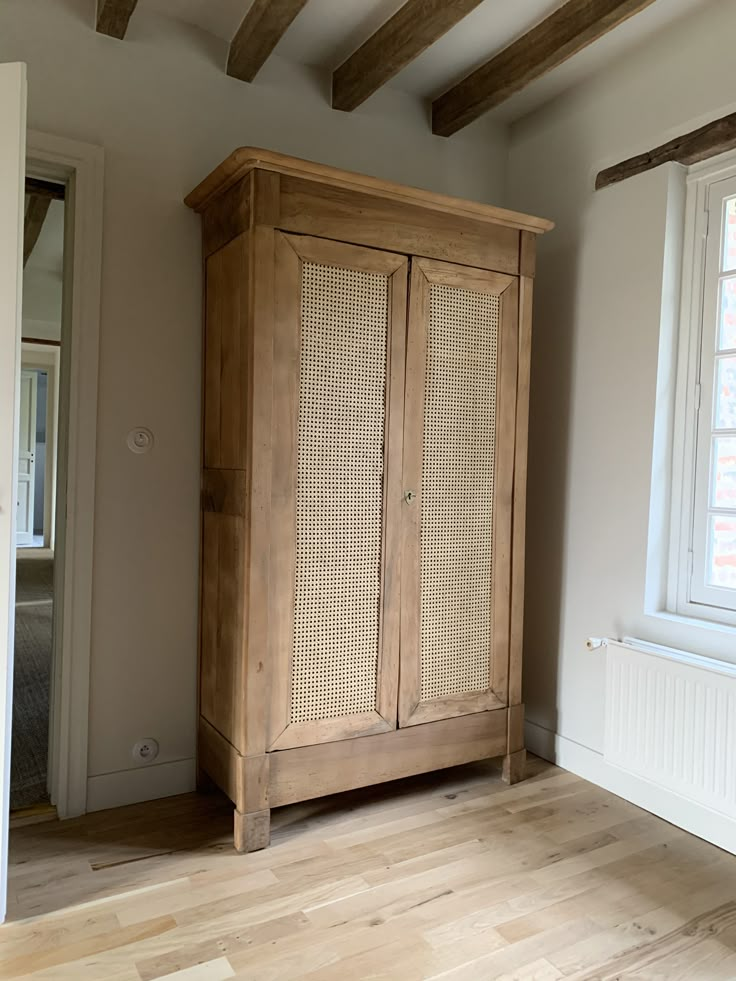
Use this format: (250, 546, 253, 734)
(268, 231, 301, 749)
(399, 261, 430, 724)
(376, 258, 408, 728)
(491, 278, 519, 706)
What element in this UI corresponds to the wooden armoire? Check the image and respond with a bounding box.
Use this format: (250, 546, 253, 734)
(185, 149, 552, 852)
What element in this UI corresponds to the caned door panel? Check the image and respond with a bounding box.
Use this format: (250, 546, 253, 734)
(268, 233, 407, 750)
(399, 258, 519, 727)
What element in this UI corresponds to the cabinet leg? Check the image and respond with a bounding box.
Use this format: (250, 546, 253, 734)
(234, 807, 270, 853)
(501, 749, 526, 785)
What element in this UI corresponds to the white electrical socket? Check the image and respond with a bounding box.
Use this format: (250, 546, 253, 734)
(132, 738, 159, 764)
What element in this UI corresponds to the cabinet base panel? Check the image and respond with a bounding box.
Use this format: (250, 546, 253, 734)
(199, 708, 522, 851)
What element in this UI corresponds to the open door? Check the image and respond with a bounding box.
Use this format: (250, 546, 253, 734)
(16, 370, 37, 547)
(0, 62, 27, 924)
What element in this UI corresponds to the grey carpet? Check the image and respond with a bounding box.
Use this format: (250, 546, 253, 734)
(12, 558, 53, 810)
(15, 557, 54, 604)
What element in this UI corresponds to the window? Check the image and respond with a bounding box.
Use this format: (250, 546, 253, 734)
(672, 159, 736, 624)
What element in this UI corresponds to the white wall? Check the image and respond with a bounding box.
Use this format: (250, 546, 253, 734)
(507, 0, 736, 761)
(0, 0, 509, 809)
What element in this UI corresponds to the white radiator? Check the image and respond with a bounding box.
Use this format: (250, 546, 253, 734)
(604, 638, 736, 818)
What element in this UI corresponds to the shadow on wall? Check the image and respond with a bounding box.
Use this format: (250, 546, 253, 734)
(523, 234, 580, 742)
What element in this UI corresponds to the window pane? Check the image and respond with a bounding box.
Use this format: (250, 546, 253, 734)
(719, 277, 736, 351)
(707, 515, 736, 588)
(712, 436, 736, 508)
(715, 356, 736, 429)
(724, 198, 736, 273)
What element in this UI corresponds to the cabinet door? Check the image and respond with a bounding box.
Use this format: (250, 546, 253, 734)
(268, 233, 407, 750)
(399, 258, 519, 727)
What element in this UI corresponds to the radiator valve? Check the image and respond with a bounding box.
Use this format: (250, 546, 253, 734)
(586, 637, 608, 651)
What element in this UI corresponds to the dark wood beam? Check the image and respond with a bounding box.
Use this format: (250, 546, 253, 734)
(432, 0, 657, 137)
(227, 0, 310, 83)
(332, 0, 485, 113)
(96, 0, 138, 39)
(26, 177, 65, 201)
(21, 337, 62, 348)
(597, 112, 736, 190)
(24, 194, 52, 268)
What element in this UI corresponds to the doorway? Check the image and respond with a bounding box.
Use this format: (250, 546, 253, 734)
(5, 129, 104, 831)
(0, 113, 104, 923)
(11, 178, 64, 814)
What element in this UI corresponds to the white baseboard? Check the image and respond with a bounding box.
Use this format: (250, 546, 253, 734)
(526, 720, 736, 856)
(86, 758, 196, 813)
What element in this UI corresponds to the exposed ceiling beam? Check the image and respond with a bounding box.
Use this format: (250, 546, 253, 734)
(432, 0, 658, 137)
(26, 177, 65, 201)
(24, 194, 52, 268)
(597, 111, 736, 190)
(332, 0, 485, 113)
(96, 0, 139, 39)
(228, 0, 310, 83)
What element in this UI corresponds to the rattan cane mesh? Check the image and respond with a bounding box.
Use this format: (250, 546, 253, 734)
(419, 284, 499, 701)
(290, 262, 388, 724)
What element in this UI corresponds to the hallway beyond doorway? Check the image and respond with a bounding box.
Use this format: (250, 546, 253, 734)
(11, 557, 53, 810)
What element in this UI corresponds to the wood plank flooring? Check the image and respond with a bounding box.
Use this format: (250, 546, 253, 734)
(3, 756, 736, 979)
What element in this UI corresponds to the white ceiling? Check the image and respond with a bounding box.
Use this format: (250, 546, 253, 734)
(144, 0, 710, 122)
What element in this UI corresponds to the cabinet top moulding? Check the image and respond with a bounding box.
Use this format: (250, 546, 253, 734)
(184, 147, 554, 237)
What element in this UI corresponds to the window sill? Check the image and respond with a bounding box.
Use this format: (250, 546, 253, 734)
(646, 608, 736, 638)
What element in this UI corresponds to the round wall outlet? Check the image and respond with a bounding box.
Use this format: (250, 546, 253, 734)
(132, 738, 159, 763)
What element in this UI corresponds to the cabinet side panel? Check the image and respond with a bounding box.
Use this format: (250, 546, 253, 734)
(202, 177, 251, 258)
(200, 507, 246, 748)
(203, 236, 249, 471)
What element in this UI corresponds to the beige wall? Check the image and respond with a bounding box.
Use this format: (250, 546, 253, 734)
(507, 0, 736, 761)
(0, 0, 509, 806)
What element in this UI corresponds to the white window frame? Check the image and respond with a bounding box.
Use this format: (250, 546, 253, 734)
(670, 152, 736, 626)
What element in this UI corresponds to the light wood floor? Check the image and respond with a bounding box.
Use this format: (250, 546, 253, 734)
(3, 756, 736, 980)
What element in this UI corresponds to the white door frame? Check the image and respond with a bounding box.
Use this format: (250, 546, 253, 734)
(20, 343, 60, 552)
(0, 61, 27, 926)
(26, 130, 104, 820)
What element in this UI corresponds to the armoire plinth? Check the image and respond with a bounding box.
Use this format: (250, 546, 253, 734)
(185, 149, 553, 852)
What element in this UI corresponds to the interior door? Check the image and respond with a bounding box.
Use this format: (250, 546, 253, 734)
(268, 233, 407, 751)
(16, 369, 37, 546)
(399, 257, 519, 727)
(0, 62, 28, 923)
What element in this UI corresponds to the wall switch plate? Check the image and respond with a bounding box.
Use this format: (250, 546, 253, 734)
(127, 427, 154, 454)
